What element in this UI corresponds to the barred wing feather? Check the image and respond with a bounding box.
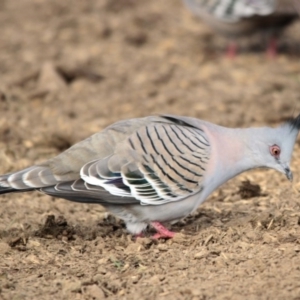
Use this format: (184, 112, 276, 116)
(80, 123, 210, 205)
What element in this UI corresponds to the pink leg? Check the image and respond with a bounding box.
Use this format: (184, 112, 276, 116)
(226, 41, 237, 59)
(266, 37, 277, 59)
(151, 222, 175, 239)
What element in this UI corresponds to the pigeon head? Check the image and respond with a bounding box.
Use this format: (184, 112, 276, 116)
(252, 114, 300, 181)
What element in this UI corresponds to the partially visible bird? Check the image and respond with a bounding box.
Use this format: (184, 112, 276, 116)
(183, 0, 299, 57)
(0, 114, 299, 238)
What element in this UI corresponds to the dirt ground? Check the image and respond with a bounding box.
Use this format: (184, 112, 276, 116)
(1, 0, 300, 299)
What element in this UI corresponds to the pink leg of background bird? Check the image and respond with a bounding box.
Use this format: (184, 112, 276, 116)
(151, 222, 175, 239)
(266, 37, 277, 58)
(226, 41, 237, 59)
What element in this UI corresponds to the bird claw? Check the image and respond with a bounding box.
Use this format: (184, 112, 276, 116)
(151, 232, 175, 239)
(133, 233, 144, 240)
(150, 221, 175, 239)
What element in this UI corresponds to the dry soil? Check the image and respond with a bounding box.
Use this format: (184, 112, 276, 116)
(1, 0, 300, 299)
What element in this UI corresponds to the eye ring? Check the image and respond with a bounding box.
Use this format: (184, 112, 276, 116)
(270, 145, 281, 158)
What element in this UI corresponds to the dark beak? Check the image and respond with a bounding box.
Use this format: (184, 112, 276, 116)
(285, 168, 293, 182)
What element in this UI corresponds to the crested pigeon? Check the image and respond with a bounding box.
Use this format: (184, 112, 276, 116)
(0, 114, 299, 238)
(183, 0, 299, 57)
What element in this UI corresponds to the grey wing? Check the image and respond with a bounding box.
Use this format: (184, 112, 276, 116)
(79, 121, 211, 206)
(0, 157, 140, 205)
(0, 115, 210, 207)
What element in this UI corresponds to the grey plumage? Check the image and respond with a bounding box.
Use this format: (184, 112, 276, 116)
(183, 0, 299, 51)
(0, 114, 299, 237)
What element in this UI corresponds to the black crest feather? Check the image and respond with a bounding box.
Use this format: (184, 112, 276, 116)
(286, 114, 300, 131)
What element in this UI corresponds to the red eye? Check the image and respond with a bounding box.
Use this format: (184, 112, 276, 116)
(270, 145, 281, 158)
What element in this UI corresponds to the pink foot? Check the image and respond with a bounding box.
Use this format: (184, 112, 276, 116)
(266, 38, 277, 59)
(151, 222, 175, 239)
(134, 232, 144, 240)
(226, 41, 237, 59)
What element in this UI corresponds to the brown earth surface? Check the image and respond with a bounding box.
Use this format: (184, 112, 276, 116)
(1, 0, 300, 299)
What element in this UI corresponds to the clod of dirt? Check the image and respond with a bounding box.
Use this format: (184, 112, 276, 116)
(8, 236, 27, 251)
(125, 31, 148, 47)
(35, 215, 76, 240)
(250, 212, 287, 231)
(238, 180, 262, 199)
(261, 213, 287, 230)
(37, 61, 67, 92)
(56, 65, 105, 84)
(84, 284, 105, 299)
(47, 133, 73, 151)
(0, 89, 7, 101)
(97, 214, 127, 237)
(10, 69, 39, 88)
(24, 132, 73, 152)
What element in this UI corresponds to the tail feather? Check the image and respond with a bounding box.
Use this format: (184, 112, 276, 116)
(0, 185, 16, 194)
(0, 174, 34, 194)
(0, 186, 33, 195)
(0, 165, 59, 195)
(0, 173, 21, 194)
